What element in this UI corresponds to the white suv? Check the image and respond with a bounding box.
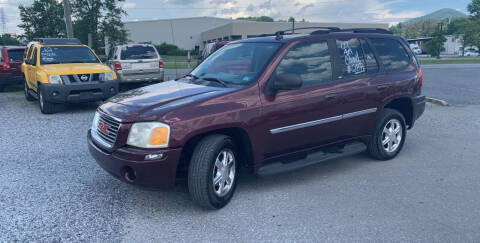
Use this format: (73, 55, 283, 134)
(107, 44, 164, 83)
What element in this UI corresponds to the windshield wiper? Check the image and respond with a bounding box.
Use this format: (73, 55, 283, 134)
(200, 77, 228, 87)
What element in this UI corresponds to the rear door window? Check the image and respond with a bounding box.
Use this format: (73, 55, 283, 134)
(336, 38, 366, 77)
(120, 46, 158, 60)
(7, 49, 25, 62)
(360, 39, 379, 74)
(275, 40, 332, 89)
(369, 38, 411, 72)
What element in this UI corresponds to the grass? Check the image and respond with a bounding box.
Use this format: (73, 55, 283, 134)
(161, 55, 190, 62)
(163, 62, 197, 69)
(419, 57, 480, 65)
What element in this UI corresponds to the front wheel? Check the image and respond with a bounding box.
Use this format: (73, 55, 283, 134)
(188, 135, 238, 209)
(368, 108, 406, 160)
(38, 85, 56, 114)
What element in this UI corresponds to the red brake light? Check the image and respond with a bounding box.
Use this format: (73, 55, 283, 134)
(159, 60, 164, 68)
(114, 61, 122, 71)
(418, 68, 423, 91)
(1, 49, 10, 71)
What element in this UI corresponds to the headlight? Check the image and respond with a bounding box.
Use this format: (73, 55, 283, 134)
(49, 75, 62, 84)
(127, 122, 170, 148)
(104, 72, 114, 81)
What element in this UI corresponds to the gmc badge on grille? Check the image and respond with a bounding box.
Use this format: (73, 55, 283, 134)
(98, 122, 110, 135)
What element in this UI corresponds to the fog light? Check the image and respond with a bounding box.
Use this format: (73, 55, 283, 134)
(52, 91, 59, 96)
(110, 87, 115, 93)
(145, 153, 164, 160)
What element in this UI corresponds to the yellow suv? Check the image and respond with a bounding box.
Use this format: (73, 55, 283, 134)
(22, 38, 118, 114)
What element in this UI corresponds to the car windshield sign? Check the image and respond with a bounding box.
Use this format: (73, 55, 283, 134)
(190, 42, 282, 85)
(40, 46, 99, 65)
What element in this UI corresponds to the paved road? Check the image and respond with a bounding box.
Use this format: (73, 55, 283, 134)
(1, 65, 480, 241)
(422, 64, 480, 105)
(164, 69, 190, 81)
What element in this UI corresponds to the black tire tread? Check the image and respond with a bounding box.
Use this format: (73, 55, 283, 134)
(368, 108, 406, 160)
(188, 134, 231, 209)
(38, 85, 56, 114)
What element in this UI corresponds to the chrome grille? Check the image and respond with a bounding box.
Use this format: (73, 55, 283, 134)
(61, 73, 100, 84)
(91, 111, 121, 149)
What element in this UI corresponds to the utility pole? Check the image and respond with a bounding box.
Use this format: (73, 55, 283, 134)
(0, 8, 6, 35)
(63, 0, 74, 38)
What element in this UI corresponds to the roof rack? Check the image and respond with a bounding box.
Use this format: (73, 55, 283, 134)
(32, 38, 82, 45)
(312, 28, 393, 35)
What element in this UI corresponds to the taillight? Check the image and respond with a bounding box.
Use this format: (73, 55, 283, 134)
(0, 63, 10, 71)
(114, 61, 122, 71)
(159, 60, 164, 68)
(1, 49, 10, 71)
(417, 68, 423, 91)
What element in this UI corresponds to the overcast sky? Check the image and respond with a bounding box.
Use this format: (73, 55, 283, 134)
(0, 0, 473, 34)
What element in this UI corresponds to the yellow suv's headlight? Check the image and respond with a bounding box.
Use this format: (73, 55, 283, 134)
(49, 75, 62, 84)
(127, 122, 170, 148)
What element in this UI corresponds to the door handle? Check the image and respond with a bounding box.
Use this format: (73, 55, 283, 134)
(377, 85, 388, 91)
(325, 94, 337, 100)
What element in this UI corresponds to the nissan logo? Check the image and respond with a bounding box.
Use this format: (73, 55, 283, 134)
(80, 75, 89, 81)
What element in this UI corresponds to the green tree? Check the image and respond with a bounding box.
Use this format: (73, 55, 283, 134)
(0, 34, 22, 45)
(72, 0, 127, 54)
(18, 0, 66, 40)
(468, 0, 480, 19)
(448, 18, 480, 55)
(425, 30, 446, 58)
(237, 16, 274, 22)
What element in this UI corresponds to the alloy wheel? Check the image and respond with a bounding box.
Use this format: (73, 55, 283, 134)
(382, 118, 402, 153)
(212, 149, 236, 197)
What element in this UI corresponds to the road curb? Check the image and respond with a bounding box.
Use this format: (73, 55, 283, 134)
(426, 97, 449, 106)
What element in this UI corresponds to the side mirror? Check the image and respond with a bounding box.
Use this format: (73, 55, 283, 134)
(271, 73, 302, 91)
(99, 55, 108, 63)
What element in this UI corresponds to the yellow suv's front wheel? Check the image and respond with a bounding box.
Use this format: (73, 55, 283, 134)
(38, 84, 57, 114)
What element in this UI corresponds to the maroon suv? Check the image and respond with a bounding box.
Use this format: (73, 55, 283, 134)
(0, 46, 25, 91)
(88, 28, 425, 209)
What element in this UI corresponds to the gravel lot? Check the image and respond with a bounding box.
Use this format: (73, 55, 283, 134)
(1, 66, 480, 241)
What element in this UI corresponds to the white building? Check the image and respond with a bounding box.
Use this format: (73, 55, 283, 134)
(124, 17, 389, 50)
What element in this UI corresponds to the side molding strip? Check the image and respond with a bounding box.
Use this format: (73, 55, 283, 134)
(270, 108, 377, 134)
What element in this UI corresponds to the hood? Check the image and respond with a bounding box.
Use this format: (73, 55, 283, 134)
(40, 63, 112, 75)
(99, 80, 235, 122)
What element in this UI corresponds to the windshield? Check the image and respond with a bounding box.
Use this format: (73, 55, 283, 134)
(121, 46, 158, 60)
(190, 42, 282, 85)
(40, 46, 99, 65)
(8, 49, 25, 62)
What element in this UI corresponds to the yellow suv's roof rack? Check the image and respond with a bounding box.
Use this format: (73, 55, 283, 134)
(32, 38, 82, 45)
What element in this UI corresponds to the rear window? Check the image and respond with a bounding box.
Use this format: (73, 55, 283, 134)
(8, 49, 25, 62)
(369, 38, 411, 72)
(120, 46, 158, 60)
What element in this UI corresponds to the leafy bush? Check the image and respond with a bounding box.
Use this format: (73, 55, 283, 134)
(155, 42, 188, 56)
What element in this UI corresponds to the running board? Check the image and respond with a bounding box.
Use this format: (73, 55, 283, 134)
(28, 90, 39, 99)
(257, 142, 367, 176)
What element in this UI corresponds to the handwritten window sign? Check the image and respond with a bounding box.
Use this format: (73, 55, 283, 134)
(337, 39, 366, 76)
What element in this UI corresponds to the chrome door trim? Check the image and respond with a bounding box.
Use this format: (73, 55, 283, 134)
(270, 108, 378, 134)
(342, 108, 377, 119)
(270, 115, 342, 134)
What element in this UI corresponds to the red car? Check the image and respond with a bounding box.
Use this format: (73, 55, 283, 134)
(88, 28, 425, 209)
(0, 46, 26, 91)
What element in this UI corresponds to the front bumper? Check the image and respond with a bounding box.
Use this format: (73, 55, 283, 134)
(412, 95, 426, 127)
(41, 80, 119, 103)
(117, 70, 164, 83)
(87, 131, 182, 189)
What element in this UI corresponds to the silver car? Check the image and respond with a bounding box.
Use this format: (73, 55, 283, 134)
(107, 44, 164, 83)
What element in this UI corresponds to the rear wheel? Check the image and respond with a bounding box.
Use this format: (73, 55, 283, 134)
(38, 85, 56, 114)
(24, 81, 35, 101)
(188, 135, 238, 209)
(368, 108, 406, 160)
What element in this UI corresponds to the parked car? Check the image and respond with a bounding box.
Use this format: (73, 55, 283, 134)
(106, 44, 164, 84)
(88, 28, 425, 209)
(0, 46, 26, 91)
(463, 49, 479, 57)
(411, 46, 422, 55)
(22, 38, 118, 114)
(197, 41, 229, 64)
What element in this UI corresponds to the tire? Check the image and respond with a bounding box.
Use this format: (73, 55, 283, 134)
(24, 81, 35, 101)
(367, 108, 406, 160)
(188, 134, 239, 209)
(38, 85, 56, 114)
